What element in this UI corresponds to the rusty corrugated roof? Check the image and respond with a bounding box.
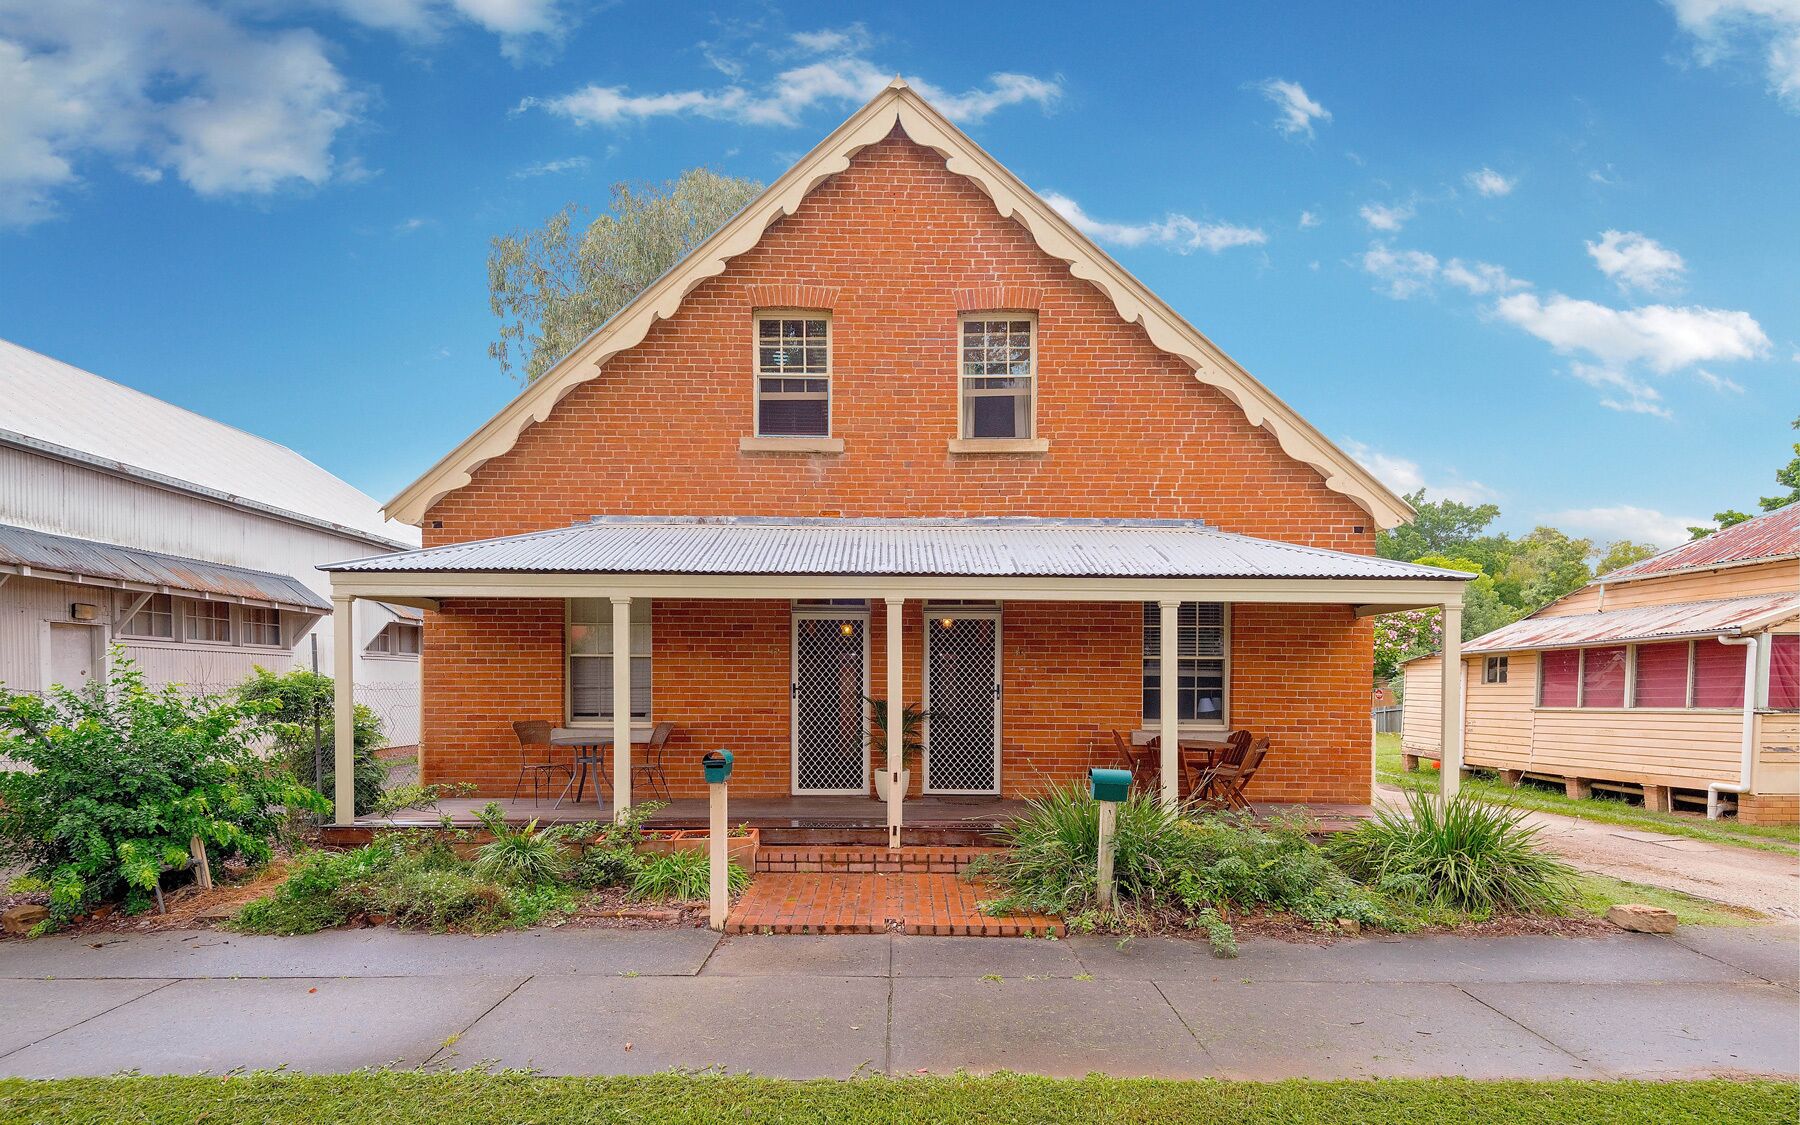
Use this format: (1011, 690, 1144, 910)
(1599, 504, 1800, 583)
(0, 523, 330, 611)
(1464, 592, 1800, 654)
(322, 516, 1473, 582)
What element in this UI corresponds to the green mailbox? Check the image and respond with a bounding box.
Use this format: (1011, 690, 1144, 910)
(1090, 767, 1132, 803)
(702, 749, 734, 785)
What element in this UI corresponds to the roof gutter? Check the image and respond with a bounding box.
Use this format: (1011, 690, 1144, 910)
(1706, 633, 1760, 821)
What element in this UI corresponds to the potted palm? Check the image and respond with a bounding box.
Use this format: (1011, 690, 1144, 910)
(867, 697, 927, 802)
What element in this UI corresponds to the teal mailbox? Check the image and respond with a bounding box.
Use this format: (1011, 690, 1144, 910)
(702, 749, 734, 785)
(1090, 767, 1132, 803)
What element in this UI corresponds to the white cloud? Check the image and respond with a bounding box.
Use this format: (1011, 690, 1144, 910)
(1360, 244, 1439, 299)
(325, 0, 567, 61)
(1696, 367, 1747, 392)
(1441, 258, 1528, 295)
(1251, 78, 1331, 139)
(393, 216, 431, 234)
(1492, 292, 1768, 373)
(511, 155, 590, 178)
(1585, 229, 1687, 293)
(0, 0, 362, 226)
(789, 24, 872, 56)
(1543, 504, 1704, 548)
(527, 55, 1060, 129)
(1465, 167, 1516, 197)
(1359, 200, 1414, 232)
(1340, 439, 1496, 504)
(1043, 192, 1266, 254)
(1568, 362, 1672, 418)
(1667, 0, 1800, 111)
(1298, 210, 1321, 229)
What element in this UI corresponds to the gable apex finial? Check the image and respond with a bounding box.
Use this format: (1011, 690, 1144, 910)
(887, 74, 909, 90)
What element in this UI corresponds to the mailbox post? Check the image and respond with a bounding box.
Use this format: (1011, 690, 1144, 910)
(1090, 767, 1131, 909)
(702, 750, 734, 930)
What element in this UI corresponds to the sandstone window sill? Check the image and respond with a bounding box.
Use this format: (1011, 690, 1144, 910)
(738, 436, 845, 455)
(946, 437, 1050, 454)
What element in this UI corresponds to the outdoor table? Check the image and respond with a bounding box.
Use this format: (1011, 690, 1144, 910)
(550, 727, 651, 808)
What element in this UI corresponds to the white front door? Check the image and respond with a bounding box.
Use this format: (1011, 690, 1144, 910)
(791, 607, 871, 794)
(47, 623, 99, 691)
(923, 607, 1002, 794)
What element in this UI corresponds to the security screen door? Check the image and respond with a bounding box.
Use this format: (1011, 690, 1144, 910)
(923, 608, 1001, 794)
(791, 608, 870, 794)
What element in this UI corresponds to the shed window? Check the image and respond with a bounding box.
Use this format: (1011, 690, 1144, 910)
(1769, 635, 1799, 710)
(1580, 645, 1628, 708)
(1142, 602, 1227, 725)
(1539, 648, 1580, 707)
(568, 599, 652, 721)
(368, 622, 421, 656)
(960, 317, 1034, 439)
(756, 316, 830, 437)
(1692, 638, 1747, 709)
(1632, 642, 1690, 707)
(1482, 656, 1508, 684)
(242, 606, 283, 647)
(122, 593, 174, 639)
(185, 599, 232, 644)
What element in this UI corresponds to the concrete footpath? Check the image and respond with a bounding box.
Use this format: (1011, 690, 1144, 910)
(1, 925, 1796, 1081)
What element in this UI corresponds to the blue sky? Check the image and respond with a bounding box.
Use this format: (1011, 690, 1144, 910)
(1, 1, 1795, 546)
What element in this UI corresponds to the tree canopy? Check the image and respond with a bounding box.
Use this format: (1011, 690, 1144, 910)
(487, 168, 765, 383)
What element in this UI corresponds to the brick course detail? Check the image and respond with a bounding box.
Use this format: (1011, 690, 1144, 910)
(414, 130, 1379, 808)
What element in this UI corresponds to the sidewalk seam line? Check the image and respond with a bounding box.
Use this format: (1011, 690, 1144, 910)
(1455, 984, 1612, 1077)
(423, 974, 533, 1069)
(1150, 978, 1224, 1071)
(0, 977, 181, 1064)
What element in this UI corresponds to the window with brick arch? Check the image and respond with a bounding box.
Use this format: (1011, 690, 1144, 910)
(960, 315, 1035, 439)
(755, 314, 830, 436)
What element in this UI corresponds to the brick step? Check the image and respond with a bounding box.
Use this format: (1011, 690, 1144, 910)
(724, 872, 1064, 937)
(755, 846, 1002, 874)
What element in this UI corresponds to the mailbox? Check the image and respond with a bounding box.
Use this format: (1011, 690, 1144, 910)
(702, 749, 735, 785)
(1089, 767, 1132, 803)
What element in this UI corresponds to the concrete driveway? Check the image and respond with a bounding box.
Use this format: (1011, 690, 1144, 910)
(0, 925, 1794, 1080)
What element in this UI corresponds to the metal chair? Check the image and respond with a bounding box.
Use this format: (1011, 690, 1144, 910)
(511, 720, 572, 806)
(629, 722, 676, 800)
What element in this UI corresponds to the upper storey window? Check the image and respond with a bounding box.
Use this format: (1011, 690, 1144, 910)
(960, 316, 1035, 439)
(756, 315, 830, 437)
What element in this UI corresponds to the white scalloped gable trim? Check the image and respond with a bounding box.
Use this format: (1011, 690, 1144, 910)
(387, 83, 1411, 530)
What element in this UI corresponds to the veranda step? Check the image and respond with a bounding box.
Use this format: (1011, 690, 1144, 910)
(754, 845, 1002, 874)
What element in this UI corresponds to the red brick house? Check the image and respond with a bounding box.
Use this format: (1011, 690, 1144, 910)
(323, 81, 1469, 843)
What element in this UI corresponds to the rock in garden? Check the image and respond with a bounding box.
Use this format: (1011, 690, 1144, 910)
(1335, 918, 1361, 936)
(3, 904, 50, 934)
(1605, 903, 1677, 934)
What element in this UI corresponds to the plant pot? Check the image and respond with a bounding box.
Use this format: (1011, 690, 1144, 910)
(873, 769, 911, 803)
(634, 829, 760, 870)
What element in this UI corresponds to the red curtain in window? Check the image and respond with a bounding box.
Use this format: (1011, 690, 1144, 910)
(1633, 642, 1689, 707)
(1769, 635, 1799, 710)
(1539, 648, 1580, 707)
(1692, 638, 1748, 709)
(1581, 645, 1628, 708)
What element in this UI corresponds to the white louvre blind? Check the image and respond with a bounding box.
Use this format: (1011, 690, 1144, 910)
(568, 599, 652, 720)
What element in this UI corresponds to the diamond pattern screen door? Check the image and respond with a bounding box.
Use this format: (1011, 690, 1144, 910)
(923, 608, 1001, 794)
(791, 608, 870, 795)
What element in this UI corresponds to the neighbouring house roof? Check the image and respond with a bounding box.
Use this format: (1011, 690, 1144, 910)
(376, 601, 424, 622)
(381, 80, 1414, 531)
(1597, 504, 1800, 584)
(322, 516, 1471, 582)
(1461, 592, 1800, 655)
(0, 522, 331, 612)
(0, 337, 416, 550)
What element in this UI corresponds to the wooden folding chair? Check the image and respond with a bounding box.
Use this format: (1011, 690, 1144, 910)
(1186, 729, 1251, 802)
(1111, 729, 1157, 793)
(1206, 736, 1270, 812)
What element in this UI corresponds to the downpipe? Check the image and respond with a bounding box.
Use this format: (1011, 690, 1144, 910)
(1706, 633, 1759, 821)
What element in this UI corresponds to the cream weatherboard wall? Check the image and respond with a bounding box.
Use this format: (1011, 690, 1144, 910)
(1542, 558, 1799, 617)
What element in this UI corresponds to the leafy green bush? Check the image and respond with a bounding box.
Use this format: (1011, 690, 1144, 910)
(1328, 789, 1577, 917)
(629, 851, 749, 901)
(980, 785, 1397, 954)
(238, 667, 387, 816)
(233, 839, 409, 935)
(473, 804, 571, 885)
(0, 657, 327, 926)
(570, 845, 641, 890)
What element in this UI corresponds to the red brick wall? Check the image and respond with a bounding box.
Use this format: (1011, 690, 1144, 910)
(416, 130, 1377, 805)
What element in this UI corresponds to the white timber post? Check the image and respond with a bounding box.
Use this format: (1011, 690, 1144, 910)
(331, 595, 357, 825)
(1159, 599, 1182, 808)
(611, 596, 634, 821)
(1439, 601, 1463, 804)
(886, 597, 905, 850)
(709, 767, 728, 929)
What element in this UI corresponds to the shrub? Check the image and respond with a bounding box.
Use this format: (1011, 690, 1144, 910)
(0, 657, 327, 926)
(629, 851, 749, 901)
(233, 840, 403, 935)
(472, 804, 571, 885)
(1329, 789, 1577, 917)
(238, 668, 387, 816)
(571, 845, 641, 890)
(363, 868, 511, 930)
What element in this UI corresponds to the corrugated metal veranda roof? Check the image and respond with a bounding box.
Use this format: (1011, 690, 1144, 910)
(323, 516, 1472, 582)
(1464, 592, 1800, 655)
(0, 522, 330, 611)
(1598, 504, 1800, 583)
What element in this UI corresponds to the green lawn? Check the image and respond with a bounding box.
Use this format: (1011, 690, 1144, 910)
(1571, 872, 1767, 927)
(1, 1074, 1795, 1124)
(1374, 734, 1800, 854)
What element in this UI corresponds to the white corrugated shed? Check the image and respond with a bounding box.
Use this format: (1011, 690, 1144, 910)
(0, 337, 416, 547)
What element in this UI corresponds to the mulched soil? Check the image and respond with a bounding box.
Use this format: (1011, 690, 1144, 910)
(1069, 903, 1618, 945)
